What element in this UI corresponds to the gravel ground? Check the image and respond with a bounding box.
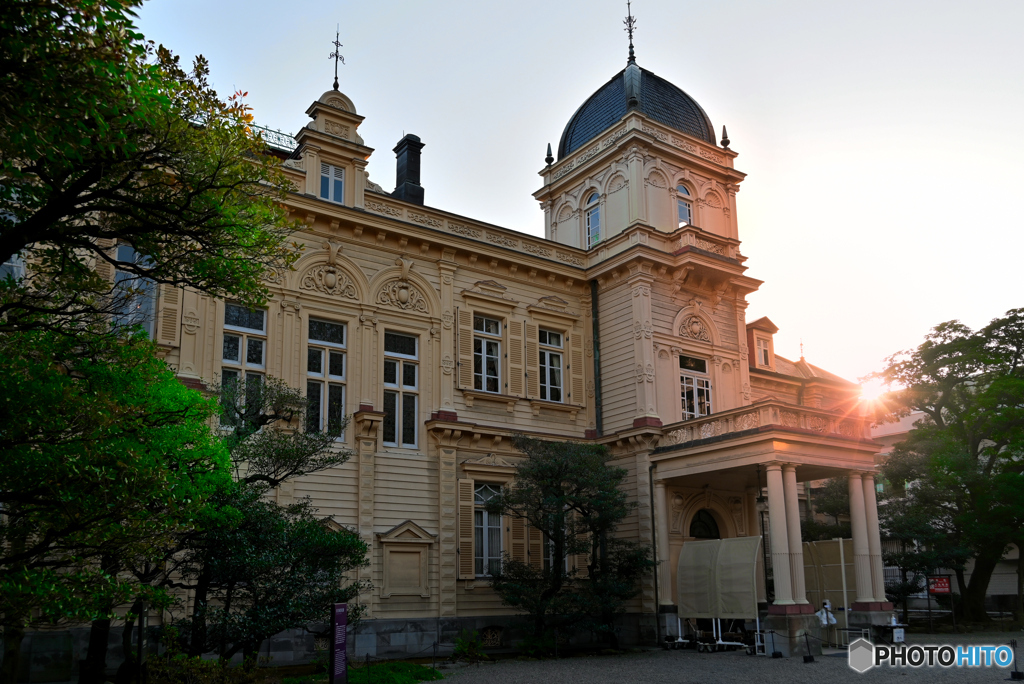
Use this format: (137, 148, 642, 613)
(441, 632, 1024, 684)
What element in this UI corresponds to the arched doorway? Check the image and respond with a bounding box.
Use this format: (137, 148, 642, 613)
(689, 509, 721, 539)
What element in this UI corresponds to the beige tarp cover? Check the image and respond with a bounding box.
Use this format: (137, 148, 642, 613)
(677, 536, 764, 620)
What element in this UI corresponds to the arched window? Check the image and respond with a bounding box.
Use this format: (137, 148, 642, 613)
(677, 185, 692, 227)
(689, 509, 721, 539)
(585, 192, 601, 248)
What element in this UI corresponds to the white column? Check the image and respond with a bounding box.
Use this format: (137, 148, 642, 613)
(848, 472, 874, 604)
(766, 464, 794, 605)
(655, 480, 673, 606)
(782, 464, 808, 604)
(862, 473, 887, 603)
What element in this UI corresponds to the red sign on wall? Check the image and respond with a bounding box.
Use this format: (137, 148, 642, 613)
(927, 576, 951, 594)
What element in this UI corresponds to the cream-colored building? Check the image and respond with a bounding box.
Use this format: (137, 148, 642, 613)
(149, 51, 892, 658)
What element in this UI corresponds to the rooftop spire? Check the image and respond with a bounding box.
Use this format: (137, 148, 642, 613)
(623, 0, 637, 64)
(329, 26, 345, 91)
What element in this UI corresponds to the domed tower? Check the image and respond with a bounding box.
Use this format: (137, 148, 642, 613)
(535, 48, 744, 253)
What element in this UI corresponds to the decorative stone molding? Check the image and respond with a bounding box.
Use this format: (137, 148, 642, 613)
(409, 211, 442, 228)
(441, 310, 454, 329)
(523, 242, 551, 257)
(377, 280, 428, 312)
(448, 223, 481, 238)
(556, 251, 584, 267)
(487, 233, 519, 248)
(323, 120, 350, 138)
(633, 321, 653, 339)
(679, 315, 712, 342)
(441, 355, 454, 375)
(182, 309, 200, 335)
(366, 199, 402, 217)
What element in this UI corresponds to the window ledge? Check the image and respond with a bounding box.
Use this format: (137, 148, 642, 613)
(462, 389, 518, 412)
(529, 399, 581, 420)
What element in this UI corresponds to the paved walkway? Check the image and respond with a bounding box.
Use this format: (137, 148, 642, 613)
(442, 633, 1023, 683)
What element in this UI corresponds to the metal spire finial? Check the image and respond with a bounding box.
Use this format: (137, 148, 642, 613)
(624, 0, 637, 64)
(329, 26, 345, 91)
(545, 143, 554, 166)
(721, 125, 730, 149)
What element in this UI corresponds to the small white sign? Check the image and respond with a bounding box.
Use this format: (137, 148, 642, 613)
(893, 628, 905, 643)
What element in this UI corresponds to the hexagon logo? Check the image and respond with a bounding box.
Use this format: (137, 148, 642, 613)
(848, 638, 874, 673)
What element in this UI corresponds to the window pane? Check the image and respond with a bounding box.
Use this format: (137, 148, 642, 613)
(306, 380, 322, 433)
(309, 319, 345, 345)
(327, 384, 344, 436)
(474, 511, 484, 575)
(307, 348, 323, 374)
(383, 359, 398, 385)
(244, 373, 263, 413)
(487, 517, 501, 575)
(246, 338, 264, 366)
(384, 332, 417, 357)
(223, 334, 241, 362)
(333, 178, 344, 203)
(541, 330, 562, 347)
(320, 173, 330, 200)
(401, 393, 417, 446)
(474, 316, 500, 335)
(383, 391, 397, 444)
(225, 304, 264, 332)
(220, 369, 239, 426)
(402, 362, 417, 388)
(677, 184, 690, 196)
(679, 355, 707, 374)
(328, 351, 345, 378)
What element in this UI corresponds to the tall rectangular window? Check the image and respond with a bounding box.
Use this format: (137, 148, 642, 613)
(680, 355, 712, 420)
(383, 331, 418, 448)
(474, 484, 502, 577)
(756, 338, 771, 367)
(586, 205, 601, 247)
(306, 318, 346, 437)
(319, 163, 345, 204)
(538, 329, 563, 402)
(222, 303, 267, 424)
(473, 315, 501, 393)
(112, 244, 155, 338)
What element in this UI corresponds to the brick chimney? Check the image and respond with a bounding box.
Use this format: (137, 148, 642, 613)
(392, 134, 424, 205)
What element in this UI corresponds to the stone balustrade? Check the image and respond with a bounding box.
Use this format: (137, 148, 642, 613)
(660, 400, 869, 447)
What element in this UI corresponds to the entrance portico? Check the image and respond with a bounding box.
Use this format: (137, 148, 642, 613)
(649, 399, 889, 654)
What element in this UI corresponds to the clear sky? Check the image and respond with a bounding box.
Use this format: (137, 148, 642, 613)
(136, 0, 1024, 383)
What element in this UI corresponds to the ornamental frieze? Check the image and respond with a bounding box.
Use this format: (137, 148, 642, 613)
(679, 315, 711, 342)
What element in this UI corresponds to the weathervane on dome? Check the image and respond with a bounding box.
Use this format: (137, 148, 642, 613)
(624, 0, 637, 64)
(329, 26, 345, 91)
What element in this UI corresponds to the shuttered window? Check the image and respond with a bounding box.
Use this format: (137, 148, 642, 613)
(320, 163, 345, 204)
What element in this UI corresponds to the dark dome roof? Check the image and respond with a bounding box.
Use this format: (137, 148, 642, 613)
(557, 64, 715, 160)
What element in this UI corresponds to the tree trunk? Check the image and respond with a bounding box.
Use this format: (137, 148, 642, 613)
(81, 617, 112, 684)
(1014, 540, 1023, 622)
(961, 548, 1002, 622)
(114, 603, 141, 684)
(187, 569, 211, 658)
(0, 624, 26, 684)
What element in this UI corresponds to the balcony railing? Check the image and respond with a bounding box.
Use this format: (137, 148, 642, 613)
(659, 401, 869, 448)
(251, 124, 298, 152)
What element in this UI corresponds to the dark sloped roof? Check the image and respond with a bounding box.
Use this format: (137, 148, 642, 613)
(557, 64, 715, 160)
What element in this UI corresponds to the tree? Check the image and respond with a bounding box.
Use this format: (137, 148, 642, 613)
(485, 436, 654, 651)
(872, 309, 1024, 622)
(0, 330, 230, 684)
(0, 0, 299, 334)
(162, 376, 368, 663)
(811, 477, 849, 526)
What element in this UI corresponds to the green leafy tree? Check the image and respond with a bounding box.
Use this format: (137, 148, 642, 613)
(810, 477, 849, 526)
(164, 376, 368, 663)
(0, 330, 230, 684)
(873, 309, 1024, 621)
(486, 436, 654, 651)
(0, 0, 299, 334)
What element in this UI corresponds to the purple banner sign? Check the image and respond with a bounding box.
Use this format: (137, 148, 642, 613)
(329, 604, 347, 684)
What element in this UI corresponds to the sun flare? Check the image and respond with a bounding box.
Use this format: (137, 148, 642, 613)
(859, 378, 887, 402)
